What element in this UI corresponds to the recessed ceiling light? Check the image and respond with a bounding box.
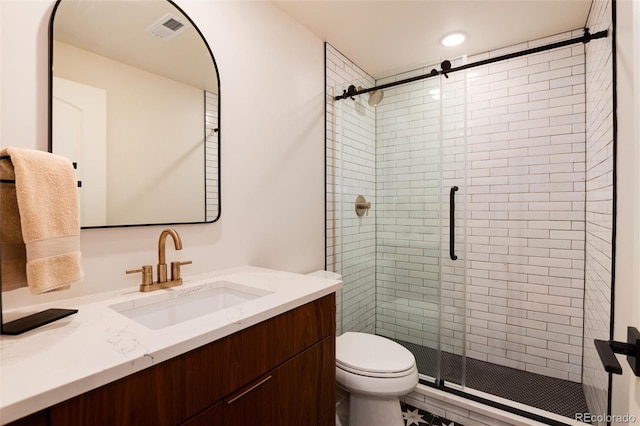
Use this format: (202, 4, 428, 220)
(441, 32, 467, 47)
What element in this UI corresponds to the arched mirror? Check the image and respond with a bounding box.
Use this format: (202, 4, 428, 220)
(49, 0, 220, 228)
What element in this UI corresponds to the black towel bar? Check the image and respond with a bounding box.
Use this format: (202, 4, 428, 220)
(1, 179, 82, 188)
(0, 155, 82, 187)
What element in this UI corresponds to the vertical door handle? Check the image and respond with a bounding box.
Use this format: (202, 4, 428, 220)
(449, 186, 458, 260)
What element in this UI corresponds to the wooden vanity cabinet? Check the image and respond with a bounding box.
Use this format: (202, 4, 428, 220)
(181, 337, 334, 426)
(10, 294, 335, 426)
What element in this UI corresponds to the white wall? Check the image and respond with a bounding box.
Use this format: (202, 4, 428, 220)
(0, 0, 326, 309)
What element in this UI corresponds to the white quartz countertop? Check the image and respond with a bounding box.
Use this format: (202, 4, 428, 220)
(0, 266, 342, 425)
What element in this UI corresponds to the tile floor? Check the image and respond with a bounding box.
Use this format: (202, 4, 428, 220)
(400, 401, 463, 426)
(336, 390, 462, 426)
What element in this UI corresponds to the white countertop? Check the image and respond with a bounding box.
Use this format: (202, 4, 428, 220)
(0, 266, 342, 425)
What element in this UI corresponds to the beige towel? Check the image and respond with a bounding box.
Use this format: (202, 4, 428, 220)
(0, 147, 83, 294)
(0, 156, 27, 290)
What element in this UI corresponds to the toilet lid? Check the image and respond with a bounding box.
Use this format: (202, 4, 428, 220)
(336, 332, 416, 377)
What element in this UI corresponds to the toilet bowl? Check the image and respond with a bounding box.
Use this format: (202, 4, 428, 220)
(336, 332, 419, 426)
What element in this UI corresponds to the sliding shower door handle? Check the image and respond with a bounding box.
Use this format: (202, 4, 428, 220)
(449, 186, 458, 260)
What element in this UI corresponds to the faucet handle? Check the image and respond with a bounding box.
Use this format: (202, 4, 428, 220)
(171, 260, 192, 282)
(126, 265, 153, 286)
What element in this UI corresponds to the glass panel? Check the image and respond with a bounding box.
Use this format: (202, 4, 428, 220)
(374, 74, 444, 385)
(439, 68, 467, 389)
(334, 81, 376, 335)
(330, 92, 343, 335)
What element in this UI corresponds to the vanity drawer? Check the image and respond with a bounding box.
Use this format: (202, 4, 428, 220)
(180, 336, 335, 426)
(180, 292, 335, 417)
(44, 293, 335, 426)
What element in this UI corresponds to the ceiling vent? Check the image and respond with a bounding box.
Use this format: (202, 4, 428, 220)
(145, 13, 187, 41)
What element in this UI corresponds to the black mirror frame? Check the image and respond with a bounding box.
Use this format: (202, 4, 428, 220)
(47, 0, 222, 228)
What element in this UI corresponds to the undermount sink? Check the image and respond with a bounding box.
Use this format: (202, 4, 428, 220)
(109, 280, 272, 330)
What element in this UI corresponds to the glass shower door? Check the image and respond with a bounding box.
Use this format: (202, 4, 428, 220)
(372, 71, 464, 388)
(438, 67, 467, 389)
(331, 70, 467, 388)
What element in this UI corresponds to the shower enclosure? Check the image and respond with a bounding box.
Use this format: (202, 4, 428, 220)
(326, 20, 613, 425)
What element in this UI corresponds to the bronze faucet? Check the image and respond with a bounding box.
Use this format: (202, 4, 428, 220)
(158, 228, 181, 283)
(126, 228, 192, 292)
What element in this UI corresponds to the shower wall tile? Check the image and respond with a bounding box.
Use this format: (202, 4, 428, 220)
(462, 31, 587, 382)
(325, 43, 376, 335)
(583, 0, 613, 422)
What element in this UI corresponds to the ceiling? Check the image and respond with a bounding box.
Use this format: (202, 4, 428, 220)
(273, 0, 594, 79)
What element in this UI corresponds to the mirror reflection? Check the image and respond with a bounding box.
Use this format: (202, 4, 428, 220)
(50, 0, 220, 228)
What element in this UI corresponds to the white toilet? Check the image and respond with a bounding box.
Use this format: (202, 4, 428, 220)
(336, 332, 419, 426)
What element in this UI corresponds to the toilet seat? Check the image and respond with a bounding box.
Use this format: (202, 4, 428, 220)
(336, 332, 416, 378)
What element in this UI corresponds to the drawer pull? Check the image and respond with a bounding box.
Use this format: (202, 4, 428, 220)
(226, 375, 272, 404)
